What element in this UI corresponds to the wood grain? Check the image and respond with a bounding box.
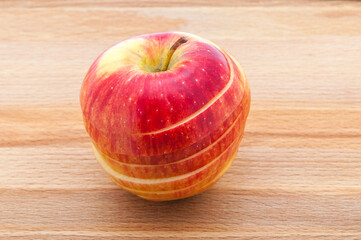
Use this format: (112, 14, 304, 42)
(1, 0, 361, 239)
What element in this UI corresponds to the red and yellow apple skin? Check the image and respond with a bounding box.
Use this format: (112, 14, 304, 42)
(80, 32, 250, 201)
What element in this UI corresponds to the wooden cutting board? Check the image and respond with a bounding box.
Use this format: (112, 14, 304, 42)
(1, 1, 361, 239)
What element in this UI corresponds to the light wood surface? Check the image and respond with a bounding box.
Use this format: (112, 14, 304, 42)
(1, 1, 361, 239)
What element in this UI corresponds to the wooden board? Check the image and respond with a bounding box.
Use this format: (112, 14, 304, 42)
(1, 0, 361, 239)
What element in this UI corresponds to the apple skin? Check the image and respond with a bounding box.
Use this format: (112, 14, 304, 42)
(80, 32, 250, 201)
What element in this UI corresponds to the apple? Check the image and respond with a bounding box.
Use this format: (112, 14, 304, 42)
(80, 32, 250, 201)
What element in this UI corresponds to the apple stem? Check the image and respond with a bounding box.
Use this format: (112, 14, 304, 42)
(161, 37, 188, 71)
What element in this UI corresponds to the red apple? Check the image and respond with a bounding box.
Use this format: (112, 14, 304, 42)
(80, 32, 250, 201)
